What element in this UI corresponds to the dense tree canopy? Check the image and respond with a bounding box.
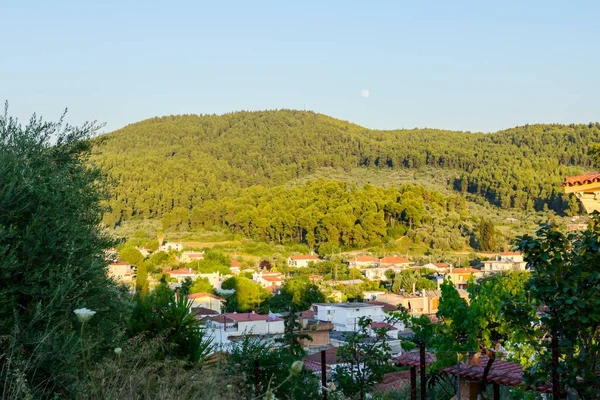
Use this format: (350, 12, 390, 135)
(91, 110, 600, 229)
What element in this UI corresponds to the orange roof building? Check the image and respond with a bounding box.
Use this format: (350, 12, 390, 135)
(563, 172, 600, 213)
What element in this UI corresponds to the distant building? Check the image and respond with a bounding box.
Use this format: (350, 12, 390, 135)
(482, 252, 527, 274)
(440, 268, 483, 289)
(136, 247, 151, 258)
(288, 255, 321, 268)
(179, 251, 205, 264)
(563, 172, 600, 213)
(376, 289, 469, 316)
(205, 312, 285, 348)
(108, 261, 134, 283)
(347, 256, 379, 268)
(188, 292, 225, 312)
(378, 256, 414, 268)
(361, 267, 398, 281)
(311, 303, 387, 332)
(168, 268, 198, 282)
(159, 242, 183, 252)
(567, 223, 588, 231)
(252, 271, 283, 292)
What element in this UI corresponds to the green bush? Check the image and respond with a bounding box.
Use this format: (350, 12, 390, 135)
(0, 108, 129, 398)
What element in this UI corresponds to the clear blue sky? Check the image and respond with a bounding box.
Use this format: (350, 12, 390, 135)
(1, 0, 599, 133)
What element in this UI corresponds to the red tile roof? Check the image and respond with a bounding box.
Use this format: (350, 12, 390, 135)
(500, 251, 521, 256)
(223, 312, 283, 322)
(260, 275, 283, 282)
(309, 274, 323, 280)
(433, 262, 450, 268)
(379, 256, 412, 264)
(188, 292, 224, 301)
(289, 255, 319, 261)
(563, 172, 600, 187)
(305, 347, 339, 365)
(192, 307, 219, 316)
(372, 371, 410, 394)
(231, 261, 240, 267)
(299, 310, 315, 319)
(369, 322, 398, 331)
(353, 256, 379, 262)
(366, 301, 398, 312)
(169, 268, 196, 275)
(110, 261, 130, 266)
(447, 268, 481, 274)
(396, 352, 561, 394)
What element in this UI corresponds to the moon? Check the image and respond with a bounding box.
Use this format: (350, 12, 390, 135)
(360, 89, 369, 98)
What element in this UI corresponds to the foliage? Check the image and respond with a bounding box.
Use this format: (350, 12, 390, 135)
(221, 276, 271, 312)
(391, 269, 436, 294)
(226, 335, 321, 400)
(81, 335, 242, 400)
(264, 276, 325, 312)
(119, 245, 145, 266)
(93, 111, 599, 231)
(332, 317, 397, 400)
(516, 218, 600, 397)
(0, 107, 129, 398)
(476, 218, 497, 251)
(127, 283, 213, 363)
(189, 277, 215, 294)
(136, 263, 150, 296)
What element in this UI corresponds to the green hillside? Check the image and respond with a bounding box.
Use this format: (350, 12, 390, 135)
(92, 110, 597, 248)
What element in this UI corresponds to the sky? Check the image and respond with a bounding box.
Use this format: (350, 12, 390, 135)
(1, 0, 599, 133)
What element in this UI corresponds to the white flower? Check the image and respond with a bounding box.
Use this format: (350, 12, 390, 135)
(74, 308, 96, 323)
(114, 347, 122, 355)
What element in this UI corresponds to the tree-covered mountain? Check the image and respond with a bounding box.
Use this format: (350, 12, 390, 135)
(92, 110, 598, 231)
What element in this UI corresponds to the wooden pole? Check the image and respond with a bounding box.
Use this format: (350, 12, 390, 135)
(254, 359, 260, 396)
(493, 383, 500, 400)
(552, 333, 560, 400)
(420, 342, 426, 400)
(321, 350, 328, 400)
(410, 366, 417, 400)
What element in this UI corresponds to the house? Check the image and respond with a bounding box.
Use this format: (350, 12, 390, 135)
(168, 268, 198, 283)
(368, 321, 400, 339)
(205, 312, 285, 348)
(192, 306, 220, 318)
(188, 292, 225, 312)
(422, 263, 451, 273)
(108, 261, 134, 283)
(179, 251, 205, 264)
(376, 289, 469, 316)
(361, 267, 397, 281)
(311, 303, 387, 332)
(252, 271, 283, 292)
(378, 256, 414, 268)
(323, 279, 364, 286)
(159, 242, 183, 252)
(287, 255, 321, 268)
(198, 272, 221, 289)
(440, 268, 483, 290)
(482, 252, 527, 274)
(362, 291, 387, 301)
(563, 172, 600, 213)
(347, 256, 379, 268)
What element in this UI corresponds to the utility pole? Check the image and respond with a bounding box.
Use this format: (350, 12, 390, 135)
(419, 341, 426, 400)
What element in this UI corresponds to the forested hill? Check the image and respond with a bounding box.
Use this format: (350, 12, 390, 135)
(92, 109, 600, 227)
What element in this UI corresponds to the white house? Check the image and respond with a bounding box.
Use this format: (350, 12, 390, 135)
(288, 255, 321, 268)
(252, 271, 283, 292)
(311, 303, 387, 332)
(159, 242, 183, 252)
(347, 256, 379, 268)
(482, 252, 527, 274)
(205, 312, 285, 348)
(188, 292, 225, 312)
(168, 268, 198, 282)
(360, 267, 398, 281)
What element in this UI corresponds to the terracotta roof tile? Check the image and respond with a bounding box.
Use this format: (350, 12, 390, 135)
(188, 292, 224, 301)
(290, 255, 319, 261)
(563, 172, 600, 187)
